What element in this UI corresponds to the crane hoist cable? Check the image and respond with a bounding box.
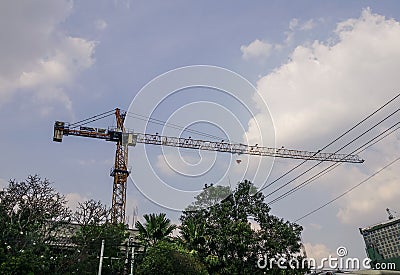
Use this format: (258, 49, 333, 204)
(124, 112, 226, 141)
(69, 109, 115, 128)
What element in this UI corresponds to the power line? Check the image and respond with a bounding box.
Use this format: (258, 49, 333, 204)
(268, 121, 400, 205)
(261, 107, 399, 199)
(269, 121, 400, 204)
(255, 91, 400, 195)
(69, 91, 400, 145)
(275, 125, 400, 203)
(68, 91, 400, 160)
(294, 156, 400, 222)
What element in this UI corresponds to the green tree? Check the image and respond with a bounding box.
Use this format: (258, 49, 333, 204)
(0, 176, 130, 274)
(135, 240, 207, 275)
(180, 180, 307, 274)
(0, 175, 71, 274)
(135, 213, 177, 247)
(179, 218, 206, 253)
(68, 199, 128, 274)
(187, 185, 232, 211)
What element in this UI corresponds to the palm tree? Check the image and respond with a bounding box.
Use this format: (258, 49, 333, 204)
(135, 213, 177, 246)
(179, 218, 206, 251)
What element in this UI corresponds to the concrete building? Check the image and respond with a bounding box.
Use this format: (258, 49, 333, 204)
(359, 216, 400, 271)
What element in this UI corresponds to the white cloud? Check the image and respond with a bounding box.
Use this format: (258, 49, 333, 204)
(246, 8, 400, 226)
(249, 8, 400, 148)
(0, 1, 96, 112)
(309, 223, 322, 230)
(304, 242, 334, 266)
(285, 18, 316, 44)
(336, 158, 400, 224)
(289, 18, 299, 31)
(242, 18, 317, 60)
(95, 19, 108, 30)
(240, 39, 273, 61)
(301, 19, 315, 31)
(65, 192, 88, 211)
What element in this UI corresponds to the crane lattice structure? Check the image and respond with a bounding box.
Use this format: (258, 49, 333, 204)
(53, 108, 364, 224)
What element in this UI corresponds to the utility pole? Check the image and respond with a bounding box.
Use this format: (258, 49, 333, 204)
(130, 245, 135, 275)
(98, 239, 105, 275)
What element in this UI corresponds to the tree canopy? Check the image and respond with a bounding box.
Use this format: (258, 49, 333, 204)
(135, 241, 207, 275)
(0, 175, 71, 273)
(186, 184, 232, 211)
(135, 213, 177, 246)
(0, 175, 307, 274)
(0, 175, 129, 274)
(69, 199, 128, 274)
(180, 180, 307, 274)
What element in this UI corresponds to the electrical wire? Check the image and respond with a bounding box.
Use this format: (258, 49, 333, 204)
(124, 112, 232, 141)
(276, 124, 400, 202)
(68, 91, 400, 143)
(268, 121, 400, 205)
(254, 92, 400, 195)
(66, 108, 231, 143)
(294, 156, 400, 222)
(64, 92, 399, 205)
(269, 121, 400, 204)
(259, 107, 399, 199)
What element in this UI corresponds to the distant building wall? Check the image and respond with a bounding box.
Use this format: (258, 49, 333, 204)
(360, 217, 400, 271)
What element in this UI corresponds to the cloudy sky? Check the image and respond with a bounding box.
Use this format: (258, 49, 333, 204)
(1, 0, 399, 262)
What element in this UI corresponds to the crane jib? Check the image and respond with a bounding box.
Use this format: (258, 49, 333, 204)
(53, 121, 364, 163)
(132, 133, 364, 163)
(53, 109, 365, 225)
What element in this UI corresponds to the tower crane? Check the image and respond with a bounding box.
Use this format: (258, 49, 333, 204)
(53, 108, 364, 224)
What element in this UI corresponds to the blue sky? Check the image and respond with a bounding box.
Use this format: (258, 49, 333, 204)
(1, 0, 400, 264)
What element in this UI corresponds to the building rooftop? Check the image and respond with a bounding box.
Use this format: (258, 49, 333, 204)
(360, 217, 400, 233)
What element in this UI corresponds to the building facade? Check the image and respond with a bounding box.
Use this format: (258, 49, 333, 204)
(359, 217, 400, 270)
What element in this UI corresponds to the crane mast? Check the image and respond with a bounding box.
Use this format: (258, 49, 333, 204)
(54, 108, 130, 224)
(110, 109, 129, 224)
(53, 108, 364, 224)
